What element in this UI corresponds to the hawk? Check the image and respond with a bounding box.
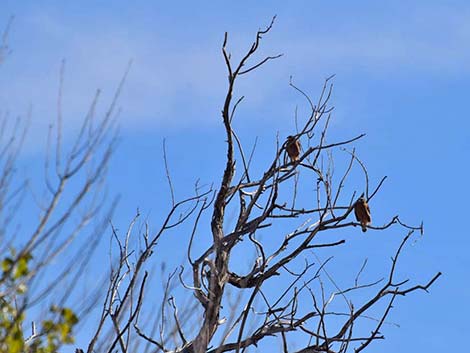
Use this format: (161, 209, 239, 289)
(354, 196, 371, 232)
(286, 135, 301, 163)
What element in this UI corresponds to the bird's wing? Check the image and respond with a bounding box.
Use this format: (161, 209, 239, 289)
(365, 202, 371, 222)
(354, 202, 361, 222)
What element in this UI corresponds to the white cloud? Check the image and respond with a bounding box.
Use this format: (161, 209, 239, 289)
(1, 4, 470, 154)
(280, 5, 470, 76)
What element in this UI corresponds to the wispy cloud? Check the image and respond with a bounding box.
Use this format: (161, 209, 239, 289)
(1, 3, 470, 153)
(280, 5, 470, 76)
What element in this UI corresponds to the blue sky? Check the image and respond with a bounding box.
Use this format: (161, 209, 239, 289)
(0, 1, 468, 352)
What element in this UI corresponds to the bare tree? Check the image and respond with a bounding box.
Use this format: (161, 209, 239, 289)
(0, 18, 130, 352)
(82, 18, 441, 353)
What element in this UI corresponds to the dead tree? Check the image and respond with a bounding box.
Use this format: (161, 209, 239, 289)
(85, 18, 440, 353)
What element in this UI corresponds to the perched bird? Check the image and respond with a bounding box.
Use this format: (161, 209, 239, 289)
(286, 135, 301, 162)
(354, 196, 371, 232)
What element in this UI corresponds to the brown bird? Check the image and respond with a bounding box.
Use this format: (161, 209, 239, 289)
(354, 196, 371, 232)
(286, 135, 301, 162)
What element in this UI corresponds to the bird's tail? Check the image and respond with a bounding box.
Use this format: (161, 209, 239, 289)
(361, 223, 367, 232)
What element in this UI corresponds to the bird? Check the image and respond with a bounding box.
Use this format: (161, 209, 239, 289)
(354, 196, 371, 232)
(286, 135, 301, 163)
